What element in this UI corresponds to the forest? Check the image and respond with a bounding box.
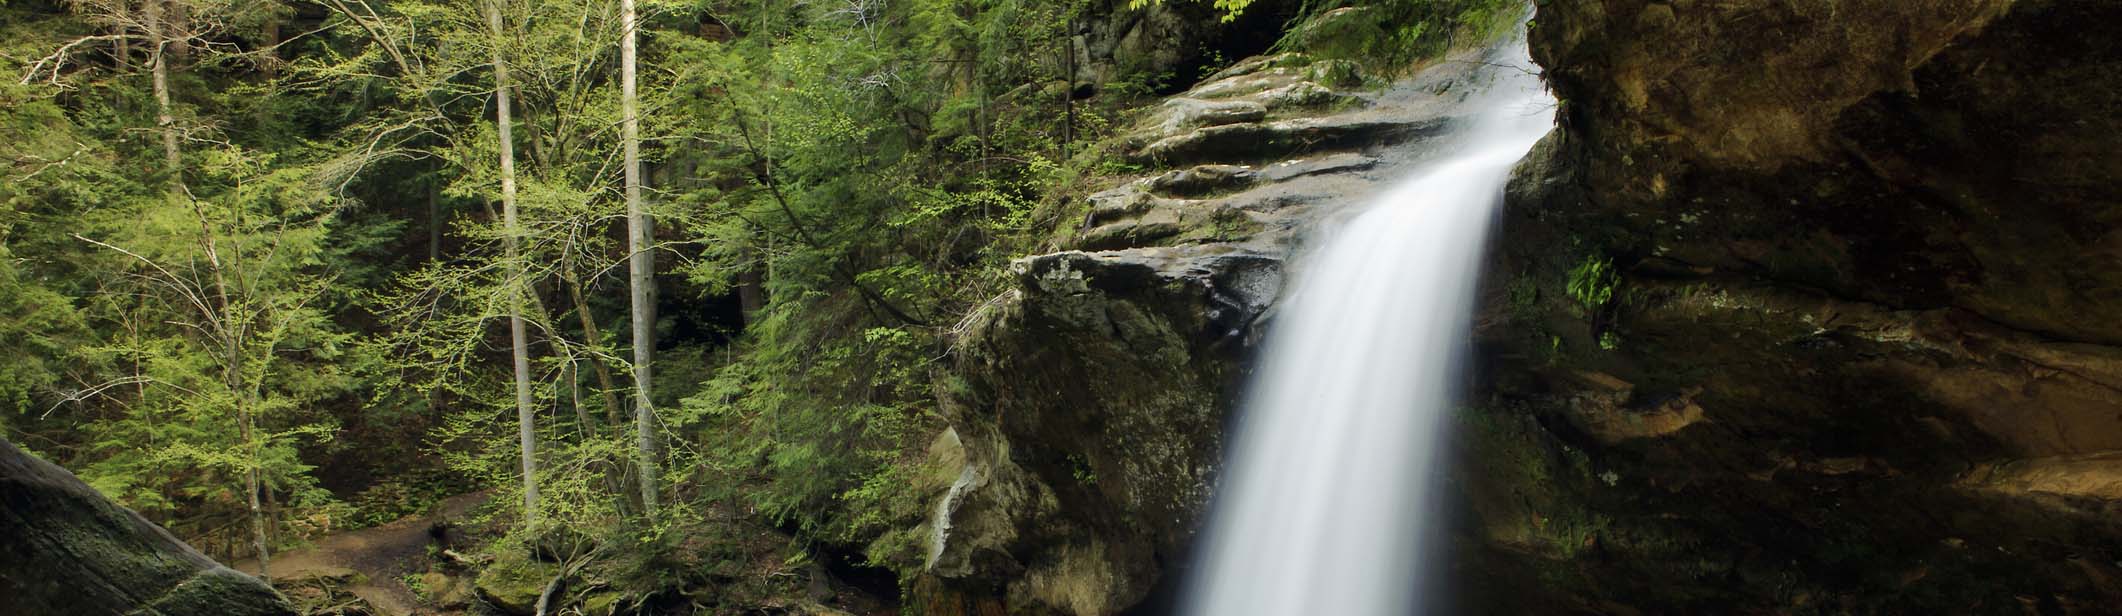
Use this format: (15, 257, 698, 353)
(0, 0, 1520, 612)
(8, 0, 2120, 614)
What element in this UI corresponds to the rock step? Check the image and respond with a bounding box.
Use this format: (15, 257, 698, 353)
(1130, 115, 1448, 166)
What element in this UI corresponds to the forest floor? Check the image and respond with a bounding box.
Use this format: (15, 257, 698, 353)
(235, 491, 493, 616)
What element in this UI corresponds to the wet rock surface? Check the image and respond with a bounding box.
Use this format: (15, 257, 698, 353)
(916, 50, 1531, 615)
(0, 436, 294, 616)
(1465, 0, 2122, 612)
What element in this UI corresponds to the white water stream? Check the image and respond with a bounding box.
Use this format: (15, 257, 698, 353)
(1180, 37, 1555, 616)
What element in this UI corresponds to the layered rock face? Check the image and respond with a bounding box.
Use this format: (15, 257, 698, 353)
(0, 437, 293, 616)
(916, 51, 1532, 615)
(1467, 0, 2122, 612)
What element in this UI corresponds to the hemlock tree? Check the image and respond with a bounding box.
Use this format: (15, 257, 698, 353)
(6, 0, 391, 570)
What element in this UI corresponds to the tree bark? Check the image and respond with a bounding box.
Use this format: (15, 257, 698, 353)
(147, 0, 180, 181)
(487, 0, 539, 527)
(620, 0, 660, 514)
(428, 173, 441, 261)
(564, 360, 594, 437)
(559, 262, 625, 431)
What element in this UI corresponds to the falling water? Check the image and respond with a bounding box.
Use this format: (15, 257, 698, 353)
(1180, 35, 1555, 616)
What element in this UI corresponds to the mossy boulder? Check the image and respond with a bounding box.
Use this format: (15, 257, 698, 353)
(0, 437, 294, 616)
(473, 556, 559, 616)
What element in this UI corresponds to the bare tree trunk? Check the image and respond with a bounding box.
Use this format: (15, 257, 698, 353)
(1063, 23, 1075, 162)
(487, 0, 539, 527)
(147, 0, 179, 180)
(557, 259, 638, 511)
(736, 248, 765, 321)
(427, 173, 441, 261)
(565, 360, 594, 437)
(559, 262, 625, 431)
(620, 0, 660, 514)
(260, 18, 280, 78)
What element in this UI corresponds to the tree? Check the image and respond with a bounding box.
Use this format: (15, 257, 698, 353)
(621, 0, 660, 515)
(6, 0, 384, 570)
(348, 0, 647, 531)
(485, 0, 541, 527)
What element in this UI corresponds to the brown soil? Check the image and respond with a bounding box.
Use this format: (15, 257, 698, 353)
(235, 492, 491, 616)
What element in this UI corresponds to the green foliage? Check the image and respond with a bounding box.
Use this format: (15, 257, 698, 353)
(675, 298, 940, 549)
(1566, 255, 1620, 313)
(1067, 453, 1098, 485)
(0, 0, 411, 558)
(1281, 0, 1525, 72)
(1, 0, 1513, 602)
(1129, 0, 1256, 22)
(656, 0, 1106, 573)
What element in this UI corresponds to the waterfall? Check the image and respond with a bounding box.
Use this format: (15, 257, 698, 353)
(1179, 36, 1555, 616)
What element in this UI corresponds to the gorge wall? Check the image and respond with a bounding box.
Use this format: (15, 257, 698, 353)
(917, 0, 2122, 614)
(1471, 0, 2122, 612)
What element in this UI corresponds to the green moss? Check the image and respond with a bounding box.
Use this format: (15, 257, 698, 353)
(134, 568, 295, 616)
(580, 592, 624, 616)
(1457, 404, 1612, 562)
(1281, 0, 1526, 74)
(474, 555, 558, 616)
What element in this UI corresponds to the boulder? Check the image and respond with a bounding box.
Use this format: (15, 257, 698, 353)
(0, 436, 294, 616)
(473, 557, 558, 616)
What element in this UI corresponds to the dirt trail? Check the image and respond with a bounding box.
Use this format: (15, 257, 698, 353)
(236, 492, 490, 616)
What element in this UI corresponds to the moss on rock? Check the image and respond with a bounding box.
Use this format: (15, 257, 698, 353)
(0, 437, 293, 616)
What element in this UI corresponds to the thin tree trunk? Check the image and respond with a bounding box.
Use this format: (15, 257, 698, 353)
(147, 0, 179, 180)
(620, 0, 660, 514)
(147, 0, 272, 579)
(114, 25, 131, 114)
(168, 1, 190, 62)
(428, 174, 441, 261)
(557, 260, 638, 511)
(1063, 24, 1075, 161)
(487, 0, 539, 527)
(565, 360, 594, 437)
(260, 18, 280, 78)
(736, 248, 765, 321)
(559, 263, 625, 431)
